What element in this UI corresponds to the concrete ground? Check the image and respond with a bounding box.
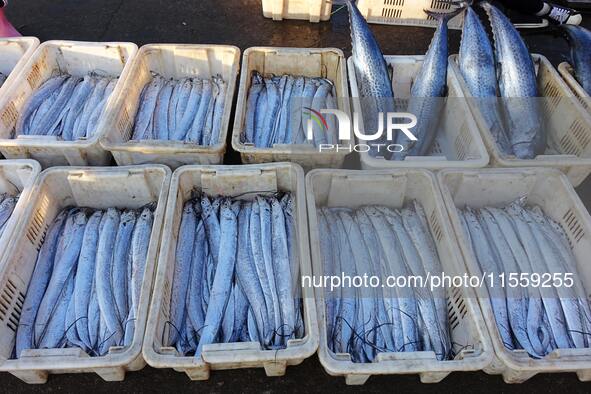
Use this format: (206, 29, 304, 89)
(2, 0, 591, 391)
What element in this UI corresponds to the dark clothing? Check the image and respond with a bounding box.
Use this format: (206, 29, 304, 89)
(498, 0, 545, 14)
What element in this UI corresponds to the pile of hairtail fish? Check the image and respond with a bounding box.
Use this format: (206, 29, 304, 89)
(0, 193, 18, 238)
(16, 74, 117, 140)
(242, 72, 339, 148)
(459, 201, 591, 358)
(458, 1, 546, 159)
(130, 74, 226, 146)
(15, 205, 155, 358)
(166, 193, 303, 358)
(317, 202, 453, 362)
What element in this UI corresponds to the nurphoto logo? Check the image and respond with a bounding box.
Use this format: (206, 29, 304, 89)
(305, 108, 418, 154)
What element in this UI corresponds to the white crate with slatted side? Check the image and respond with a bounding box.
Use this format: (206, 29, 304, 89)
(100, 44, 240, 169)
(307, 168, 493, 385)
(438, 168, 591, 383)
(0, 41, 137, 168)
(232, 47, 351, 171)
(0, 165, 171, 384)
(143, 162, 318, 379)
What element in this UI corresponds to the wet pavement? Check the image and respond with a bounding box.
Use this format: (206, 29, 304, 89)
(2, 0, 591, 391)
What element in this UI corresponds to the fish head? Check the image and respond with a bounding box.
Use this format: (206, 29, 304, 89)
(140, 206, 154, 222)
(73, 209, 89, 225)
(121, 209, 137, 224)
(512, 142, 536, 160)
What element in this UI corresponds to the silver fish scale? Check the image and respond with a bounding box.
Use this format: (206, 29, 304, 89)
(459, 7, 497, 98)
(347, 1, 392, 99)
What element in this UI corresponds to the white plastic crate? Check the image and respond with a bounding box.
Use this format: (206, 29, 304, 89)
(0, 37, 39, 95)
(357, 0, 463, 29)
(0, 40, 138, 168)
(0, 159, 41, 266)
(143, 162, 318, 380)
(449, 54, 591, 187)
(437, 167, 591, 383)
(347, 55, 490, 171)
(261, 0, 332, 22)
(306, 168, 493, 385)
(0, 165, 171, 384)
(100, 44, 241, 169)
(558, 62, 590, 113)
(232, 47, 351, 171)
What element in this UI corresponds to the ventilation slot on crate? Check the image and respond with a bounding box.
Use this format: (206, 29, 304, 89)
(119, 107, 133, 142)
(7, 280, 23, 332)
(425, 1, 454, 20)
(541, 83, 561, 119)
(0, 279, 22, 332)
(563, 209, 585, 245)
(394, 98, 409, 110)
(383, 0, 404, 7)
(429, 140, 443, 155)
(543, 81, 561, 101)
(26, 62, 43, 90)
(1, 101, 19, 133)
(454, 122, 471, 161)
(559, 134, 581, 157)
(429, 210, 443, 243)
(458, 297, 468, 319)
(578, 96, 590, 111)
(447, 287, 463, 331)
(26, 210, 44, 246)
(570, 119, 591, 151)
(161, 277, 171, 320)
(0, 293, 7, 320)
(429, 209, 443, 242)
(431, 0, 452, 10)
(26, 195, 51, 250)
(382, 7, 402, 19)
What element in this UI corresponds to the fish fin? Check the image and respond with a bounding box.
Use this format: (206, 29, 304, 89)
(387, 63, 394, 82)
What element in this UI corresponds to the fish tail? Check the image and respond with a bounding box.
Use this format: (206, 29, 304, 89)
(423, 7, 464, 22)
(477, 1, 493, 11)
(436, 0, 474, 7)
